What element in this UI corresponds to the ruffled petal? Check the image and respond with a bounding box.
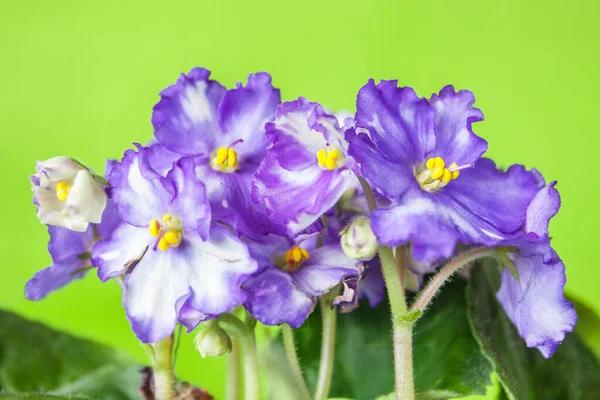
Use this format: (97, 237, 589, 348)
(355, 79, 435, 164)
(166, 157, 211, 240)
(25, 256, 88, 301)
(47, 225, 94, 261)
(428, 86, 487, 165)
(183, 226, 258, 316)
(358, 257, 386, 308)
(242, 267, 315, 328)
(110, 147, 174, 227)
(146, 141, 183, 176)
(218, 72, 280, 158)
(497, 250, 577, 358)
(252, 154, 354, 235)
(66, 169, 107, 224)
(265, 98, 332, 171)
(346, 129, 416, 200)
(290, 245, 359, 296)
(152, 67, 226, 155)
(525, 182, 561, 237)
(95, 199, 122, 241)
(92, 223, 153, 282)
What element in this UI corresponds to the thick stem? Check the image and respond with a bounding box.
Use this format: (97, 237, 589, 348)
(151, 336, 174, 400)
(282, 325, 312, 400)
(226, 340, 242, 400)
(220, 313, 260, 400)
(314, 296, 338, 400)
(410, 246, 501, 314)
(379, 246, 413, 400)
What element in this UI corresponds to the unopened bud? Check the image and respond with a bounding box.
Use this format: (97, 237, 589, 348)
(340, 216, 378, 261)
(194, 323, 232, 358)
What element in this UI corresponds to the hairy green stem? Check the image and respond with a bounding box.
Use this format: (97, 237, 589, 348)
(410, 246, 502, 314)
(282, 324, 312, 400)
(314, 295, 338, 400)
(146, 336, 174, 400)
(220, 313, 260, 400)
(226, 339, 242, 400)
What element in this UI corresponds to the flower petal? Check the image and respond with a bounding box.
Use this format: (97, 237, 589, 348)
(48, 225, 94, 261)
(110, 147, 173, 227)
(25, 256, 88, 301)
(66, 169, 107, 224)
(525, 181, 561, 237)
(146, 141, 183, 176)
(290, 245, 359, 296)
(428, 86, 487, 165)
(152, 68, 226, 155)
(242, 267, 315, 328)
(355, 79, 435, 164)
(358, 257, 386, 308)
(218, 72, 280, 158)
(497, 250, 577, 358)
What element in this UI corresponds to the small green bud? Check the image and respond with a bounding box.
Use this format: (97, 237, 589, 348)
(340, 216, 378, 261)
(194, 323, 232, 358)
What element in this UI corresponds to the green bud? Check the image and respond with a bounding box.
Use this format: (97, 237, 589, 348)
(194, 323, 232, 358)
(340, 216, 378, 261)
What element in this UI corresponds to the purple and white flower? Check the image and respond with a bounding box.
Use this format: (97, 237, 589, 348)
(252, 98, 358, 236)
(92, 146, 258, 343)
(31, 157, 107, 232)
(497, 180, 577, 358)
(349, 81, 539, 262)
(242, 234, 359, 327)
(152, 68, 282, 238)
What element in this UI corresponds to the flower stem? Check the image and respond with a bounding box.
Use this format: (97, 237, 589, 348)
(282, 324, 312, 400)
(410, 246, 501, 314)
(220, 313, 260, 400)
(314, 295, 338, 400)
(226, 339, 242, 400)
(144, 336, 174, 400)
(379, 246, 414, 400)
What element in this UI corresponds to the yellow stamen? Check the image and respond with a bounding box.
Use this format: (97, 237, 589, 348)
(325, 157, 336, 170)
(434, 157, 445, 169)
(425, 157, 435, 170)
(55, 182, 71, 202)
(441, 169, 452, 183)
(317, 149, 327, 167)
(300, 248, 310, 260)
(163, 214, 171, 222)
(149, 219, 161, 237)
(452, 170, 460, 179)
(227, 148, 237, 167)
(216, 147, 228, 164)
(328, 149, 339, 160)
(292, 247, 303, 262)
(163, 231, 181, 247)
(158, 237, 169, 251)
(430, 166, 444, 180)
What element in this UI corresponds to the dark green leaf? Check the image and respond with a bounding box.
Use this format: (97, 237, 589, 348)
(290, 278, 492, 400)
(467, 260, 600, 400)
(0, 310, 141, 399)
(0, 395, 89, 399)
(570, 297, 600, 359)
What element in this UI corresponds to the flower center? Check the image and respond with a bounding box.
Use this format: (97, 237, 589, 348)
(210, 139, 243, 173)
(55, 181, 71, 202)
(316, 146, 344, 170)
(415, 157, 472, 192)
(149, 214, 183, 251)
(281, 246, 310, 272)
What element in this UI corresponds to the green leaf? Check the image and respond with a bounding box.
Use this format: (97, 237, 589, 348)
(0, 395, 89, 399)
(570, 297, 600, 359)
(0, 310, 141, 399)
(290, 277, 493, 399)
(467, 260, 600, 400)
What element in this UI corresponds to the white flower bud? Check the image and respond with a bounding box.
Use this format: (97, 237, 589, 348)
(340, 216, 378, 261)
(194, 323, 232, 358)
(30, 157, 107, 232)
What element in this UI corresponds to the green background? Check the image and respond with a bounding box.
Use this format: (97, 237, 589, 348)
(1, 0, 598, 398)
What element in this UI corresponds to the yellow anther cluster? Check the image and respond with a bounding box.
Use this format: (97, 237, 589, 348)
(55, 182, 71, 202)
(283, 246, 310, 271)
(416, 157, 461, 192)
(317, 148, 342, 170)
(212, 147, 238, 172)
(149, 214, 183, 251)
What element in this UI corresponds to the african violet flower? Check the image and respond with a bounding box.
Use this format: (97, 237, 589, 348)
(152, 67, 282, 238)
(242, 233, 359, 327)
(92, 146, 258, 343)
(26, 161, 120, 300)
(30, 157, 107, 232)
(252, 97, 357, 236)
(497, 180, 577, 358)
(349, 81, 539, 263)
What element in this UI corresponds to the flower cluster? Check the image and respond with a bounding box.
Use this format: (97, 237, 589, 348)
(28, 68, 575, 357)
